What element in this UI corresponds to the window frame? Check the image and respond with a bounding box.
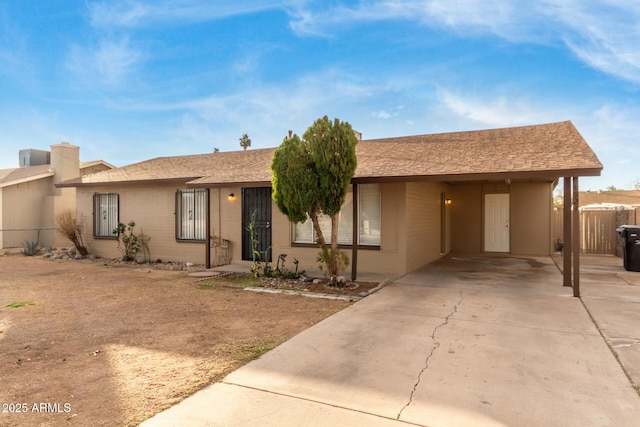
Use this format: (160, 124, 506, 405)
(93, 192, 119, 239)
(291, 184, 381, 250)
(175, 189, 208, 242)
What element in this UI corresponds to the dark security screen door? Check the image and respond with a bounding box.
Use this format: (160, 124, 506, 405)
(242, 187, 272, 261)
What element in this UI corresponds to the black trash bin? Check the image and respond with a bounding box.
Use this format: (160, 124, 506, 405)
(616, 225, 640, 272)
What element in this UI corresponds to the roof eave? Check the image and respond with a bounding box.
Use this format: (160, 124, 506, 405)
(187, 180, 272, 188)
(184, 168, 602, 188)
(0, 171, 55, 188)
(56, 177, 201, 188)
(352, 168, 603, 184)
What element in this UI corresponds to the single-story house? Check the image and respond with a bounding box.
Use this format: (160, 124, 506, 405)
(58, 121, 601, 290)
(580, 189, 640, 211)
(0, 143, 114, 249)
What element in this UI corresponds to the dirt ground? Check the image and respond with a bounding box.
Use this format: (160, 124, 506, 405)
(0, 256, 366, 427)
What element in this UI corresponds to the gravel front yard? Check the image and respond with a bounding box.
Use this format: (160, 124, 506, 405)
(0, 256, 349, 426)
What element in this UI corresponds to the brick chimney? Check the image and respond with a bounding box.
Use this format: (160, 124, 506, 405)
(50, 142, 80, 223)
(50, 142, 80, 187)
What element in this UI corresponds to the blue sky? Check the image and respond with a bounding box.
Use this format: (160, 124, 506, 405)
(1, 1, 639, 191)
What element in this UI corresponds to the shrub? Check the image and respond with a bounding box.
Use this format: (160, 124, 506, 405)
(138, 229, 151, 262)
(113, 221, 141, 261)
(55, 210, 89, 256)
(275, 254, 304, 279)
(22, 240, 41, 256)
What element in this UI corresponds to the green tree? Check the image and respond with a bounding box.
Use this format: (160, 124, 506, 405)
(239, 133, 251, 151)
(271, 116, 358, 282)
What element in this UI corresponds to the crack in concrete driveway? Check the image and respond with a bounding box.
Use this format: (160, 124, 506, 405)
(396, 289, 464, 420)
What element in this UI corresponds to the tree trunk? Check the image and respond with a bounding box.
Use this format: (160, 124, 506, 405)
(330, 213, 339, 255)
(310, 214, 326, 247)
(310, 214, 336, 277)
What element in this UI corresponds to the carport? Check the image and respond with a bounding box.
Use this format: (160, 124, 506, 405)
(349, 121, 602, 296)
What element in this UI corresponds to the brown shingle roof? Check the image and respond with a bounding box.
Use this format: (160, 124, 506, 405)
(0, 164, 54, 187)
(59, 121, 602, 188)
(62, 148, 277, 187)
(352, 120, 602, 182)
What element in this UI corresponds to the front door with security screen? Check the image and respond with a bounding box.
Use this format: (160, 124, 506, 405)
(485, 193, 510, 252)
(242, 187, 272, 261)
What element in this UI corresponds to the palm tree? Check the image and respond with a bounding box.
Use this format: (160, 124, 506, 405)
(239, 133, 251, 151)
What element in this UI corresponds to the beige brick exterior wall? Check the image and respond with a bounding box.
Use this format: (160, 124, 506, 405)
(75, 179, 553, 272)
(404, 181, 452, 273)
(510, 182, 554, 255)
(271, 182, 419, 277)
(450, 183, 483, 254)
(450, 181, 553, 256)
(77, 184, 244, 264)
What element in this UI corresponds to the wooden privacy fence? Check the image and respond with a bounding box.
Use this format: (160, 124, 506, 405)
(553, 208, 638, 256)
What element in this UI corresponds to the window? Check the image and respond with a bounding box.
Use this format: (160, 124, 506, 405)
(176, 189, 207, 241)
(293, 184, 381, 246)
(93, 193, 119, 238)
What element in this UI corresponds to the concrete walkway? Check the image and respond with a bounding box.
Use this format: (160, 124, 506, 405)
(142, 255, 640, 426)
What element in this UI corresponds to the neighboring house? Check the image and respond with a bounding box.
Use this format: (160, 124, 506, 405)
(578, 190, 640, 256)
(581, 190, 640, 212)
(58, 121, 602, 278)
(0, 143, 114, 250)
(553, 190, 640, 257)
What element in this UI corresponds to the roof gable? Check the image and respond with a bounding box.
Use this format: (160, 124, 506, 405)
(0, 164, 54, 188)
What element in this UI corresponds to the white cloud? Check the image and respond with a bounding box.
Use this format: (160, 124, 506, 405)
(575, 104, 640, 190)
(288, 1, 545, 40)
(67, 37, 141, 86)
(549, 0, 640, 84)
(371, 105, 404, 120)
(437, 88, 549, 127)
(577, 104, 640, 154)
(89, 0, 288, 28)
(373, 110, 392, 119)
(105, 67, 375, 151)
(289, 1, 640, 85)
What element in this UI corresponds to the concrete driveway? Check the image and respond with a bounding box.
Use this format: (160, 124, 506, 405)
(142, 255, 640, 426)
(578, 255, 640, 396)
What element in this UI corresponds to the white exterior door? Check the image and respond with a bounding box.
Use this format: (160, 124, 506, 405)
(485, 193, 510, 252)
